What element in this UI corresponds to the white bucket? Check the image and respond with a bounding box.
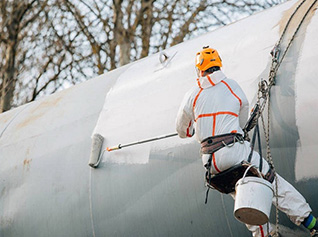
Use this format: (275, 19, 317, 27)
(234, 167, 274, 226)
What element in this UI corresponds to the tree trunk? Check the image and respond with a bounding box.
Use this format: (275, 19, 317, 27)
(119, 37, 131, 66)
(0, 21, 19, 113)
(140, 0, 153, 59)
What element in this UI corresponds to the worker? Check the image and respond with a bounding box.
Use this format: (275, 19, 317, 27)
(175, 46, 317, 237)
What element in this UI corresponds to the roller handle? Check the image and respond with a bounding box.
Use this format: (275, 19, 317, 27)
(106, 144, 122, 152)
(106, 133, 178, 152)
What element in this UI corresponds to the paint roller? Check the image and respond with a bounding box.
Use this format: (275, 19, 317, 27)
(88, 132, 178, 168)
(88, 133, 105, 168)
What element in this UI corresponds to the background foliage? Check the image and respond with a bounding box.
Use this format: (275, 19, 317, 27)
(0, 0, 285, 112)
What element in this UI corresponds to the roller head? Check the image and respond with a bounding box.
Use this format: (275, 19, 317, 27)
(88, 133, 104, 168)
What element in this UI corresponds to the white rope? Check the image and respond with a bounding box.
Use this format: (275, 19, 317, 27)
(254, 1, 318, 235)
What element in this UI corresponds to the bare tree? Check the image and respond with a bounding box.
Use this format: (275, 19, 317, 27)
(0, 0, 47, 112)
(0, 0, 86, 112)
(61, 0, 285, 69)
(0, 0, 285, 113)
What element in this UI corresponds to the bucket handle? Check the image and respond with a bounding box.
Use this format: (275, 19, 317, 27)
(241, 165, 262, 183)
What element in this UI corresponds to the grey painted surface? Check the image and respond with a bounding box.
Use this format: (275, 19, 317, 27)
(1, 0, 318, 236)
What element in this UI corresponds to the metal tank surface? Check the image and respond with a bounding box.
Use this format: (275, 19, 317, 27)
(1, 0, 318, 236)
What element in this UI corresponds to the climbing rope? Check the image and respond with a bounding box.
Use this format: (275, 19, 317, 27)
(251, 0, 318, 236)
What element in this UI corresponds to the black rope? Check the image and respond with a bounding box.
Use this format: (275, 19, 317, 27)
(247, 124, 258, 163)
(205, 154, 212, 204)
(256, 123, 263, 173)
(247, 122, 263, 172)
(205, 186, 210, 204)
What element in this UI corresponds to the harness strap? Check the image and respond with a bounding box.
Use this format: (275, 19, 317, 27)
(257, 124, 263, 172)
(201, 133, 244, 155)
(247, 126, 257, 163)
(247, 123, 263, 172)
(264, 167, 275, 183)
(205, 154, 213, 204)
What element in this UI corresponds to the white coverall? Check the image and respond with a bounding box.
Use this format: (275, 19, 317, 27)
(176, 70, 312, 237)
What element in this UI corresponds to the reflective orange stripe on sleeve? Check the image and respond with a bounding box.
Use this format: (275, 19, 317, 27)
(186, 120, 193, 137)
(221, 81, 242, 106)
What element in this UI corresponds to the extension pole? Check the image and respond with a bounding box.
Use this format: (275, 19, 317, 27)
(106, 133, 178, 152)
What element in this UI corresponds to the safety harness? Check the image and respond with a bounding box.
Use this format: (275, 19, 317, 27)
(202, 128, 274, 204)
(201, 133, 244, 155)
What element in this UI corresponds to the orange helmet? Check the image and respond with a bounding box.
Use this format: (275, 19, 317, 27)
(195, 46, 222, 75)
